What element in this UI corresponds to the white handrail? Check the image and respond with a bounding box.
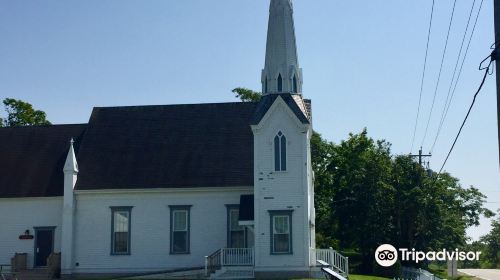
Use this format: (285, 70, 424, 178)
(313, 248, 349, 276)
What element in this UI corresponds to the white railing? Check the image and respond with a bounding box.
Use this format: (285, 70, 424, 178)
(312, 248, 349, 276)
(205, 248, 254, 276)
(206, 249, 223, 275)
(221, 248, 254, 266)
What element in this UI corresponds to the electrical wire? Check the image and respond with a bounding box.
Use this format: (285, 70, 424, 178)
(437, 55, 493, 175)
(421, 0, 458, 149)
(431, 0, 485, 153)
(410, 0, 436, 153)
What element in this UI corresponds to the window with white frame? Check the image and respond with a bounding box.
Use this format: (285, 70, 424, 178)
(170, 206, 191, 254)
(110, 206, 132, 255)
(274, 131, 287, 171)
(269, 210, 293, 254)
(227, 206, 246, 248)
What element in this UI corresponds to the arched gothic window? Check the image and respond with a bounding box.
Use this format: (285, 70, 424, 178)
(274, 131, 286, 171)
(265, 77, 268, 93)
(293, 74, 298, 93)
(277, 74, 283, 92)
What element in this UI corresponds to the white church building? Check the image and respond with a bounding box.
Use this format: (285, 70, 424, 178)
(0, 1, 348, 279)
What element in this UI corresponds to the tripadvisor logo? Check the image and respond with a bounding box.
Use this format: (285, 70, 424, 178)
(375, 244, 482, 267)
(375, 244, 398, 267)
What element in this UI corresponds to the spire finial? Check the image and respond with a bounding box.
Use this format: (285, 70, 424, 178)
(64, 138, 78, 173)
(262, 0, 302, 95)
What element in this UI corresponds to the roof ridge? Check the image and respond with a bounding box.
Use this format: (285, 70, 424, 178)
(93, 101, 258, 110)
(0, 123, 87, 129)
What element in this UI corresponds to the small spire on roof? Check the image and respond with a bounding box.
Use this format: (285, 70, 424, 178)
(63, 138, 79, 173)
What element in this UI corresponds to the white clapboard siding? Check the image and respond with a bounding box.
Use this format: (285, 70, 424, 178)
(0, 197, 63, 269)
(252, 97, 314, 274)
(72, 188, 252, 274)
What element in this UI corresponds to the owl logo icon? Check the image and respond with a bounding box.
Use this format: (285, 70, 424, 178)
(375, 244, 398, 267)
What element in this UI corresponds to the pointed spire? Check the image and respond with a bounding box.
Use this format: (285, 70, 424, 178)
(262, 0, 302, 95)
(63, 138, 79, 173)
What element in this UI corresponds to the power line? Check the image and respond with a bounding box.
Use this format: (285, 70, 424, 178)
(438, 56, 493, 175)
(410, 0, 436, 153)
(431, 0, 485, 153)
(431, 0, 478, 152)
(421, 0, 458, 149)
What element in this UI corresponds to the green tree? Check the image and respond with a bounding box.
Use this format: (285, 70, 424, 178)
(480, 210, 500, 268)
(1, 98, 51, 127)
(232, 88, 262, 102)
(459, 241, 486, 268)
(322, 130, 490, 274)
(311, 131, 338, 248)
(328, 129, 396, 273)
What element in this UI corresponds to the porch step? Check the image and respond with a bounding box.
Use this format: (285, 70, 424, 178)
(310, 266, 348, 279)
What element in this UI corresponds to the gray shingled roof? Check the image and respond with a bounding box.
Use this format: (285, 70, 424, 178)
(250, 94, 310, 125)
(0, 97, 309, 198)
(74, 102, 257, 190)
(0, 124, 87, 198)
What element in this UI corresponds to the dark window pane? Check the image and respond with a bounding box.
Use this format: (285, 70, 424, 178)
(277, 74, 283, 92)
(281, 136, 286, 171)
(274, 234, 290, 253)
(173, 231, 187, 253)
(293, 75, 298, 92)
(274, 135, 280, 171)
(265, 78, 268, 93)
(114, 232, 128, 253)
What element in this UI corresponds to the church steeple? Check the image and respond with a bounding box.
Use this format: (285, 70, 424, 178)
(262, 0, 302, 95)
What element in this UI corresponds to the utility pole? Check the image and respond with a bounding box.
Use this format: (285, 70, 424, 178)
(494, 0, 500, 165)
(410, 147, 432, 166)
(410, 148, 432, 188)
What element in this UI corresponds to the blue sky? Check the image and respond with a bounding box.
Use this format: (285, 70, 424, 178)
(0, 0, 498, 241)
